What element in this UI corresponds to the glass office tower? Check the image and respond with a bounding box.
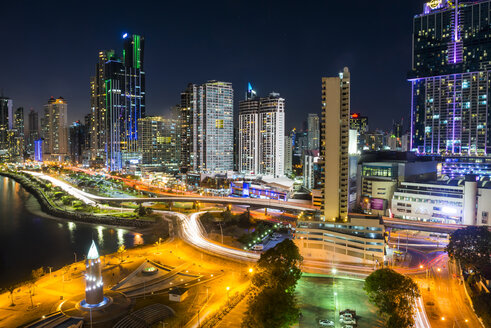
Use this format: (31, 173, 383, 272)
(89, 34, 145, 171)
(410, 0, 491, 155)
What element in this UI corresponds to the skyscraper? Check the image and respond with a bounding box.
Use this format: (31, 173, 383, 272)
(179, 81, 234, 174)
(121, 34, 145, 164)
(238, 83, 260, 175)
(307, 113, 320, 151)
(69, 121, 87, 164)
(9, 107, 25, 161)
(284, 134, 293, 175)
(238, 84, 285, 177)
(258, 93, 285, 177)
(138, 114, 180, 172)
(0, 97, 13, 155)
(89, 34, 145, 171)
(321, 67, 350, 221)
(42, 97, 68, 162)
(89, 50, 115, 165)
(27, 109, 39, 155)
(410, 0, 491, 155)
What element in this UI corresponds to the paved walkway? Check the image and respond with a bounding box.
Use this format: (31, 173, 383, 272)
(214, 296, 249, 328)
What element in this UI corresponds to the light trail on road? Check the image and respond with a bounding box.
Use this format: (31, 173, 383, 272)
(175, 211, 260, 262)
(26, 171, 99, 205)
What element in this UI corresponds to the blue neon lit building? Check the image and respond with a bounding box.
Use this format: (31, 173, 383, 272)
(34, 138, 43, 162)
(90, 34, 145, 171)
(409, 0, 491, 156)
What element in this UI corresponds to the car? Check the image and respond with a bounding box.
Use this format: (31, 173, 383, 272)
(252, 244, 264, 251)
(340, 318, 357, 325)
(318, 319, 334, 327)
(340, 313, 353, 320)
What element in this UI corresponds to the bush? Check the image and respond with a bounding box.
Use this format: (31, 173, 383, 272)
(473, 293, 491, 326)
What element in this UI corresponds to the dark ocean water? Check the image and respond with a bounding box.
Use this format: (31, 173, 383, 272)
(0, 176, 159, 288)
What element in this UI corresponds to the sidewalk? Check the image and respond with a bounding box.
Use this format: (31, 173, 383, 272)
(214, 295, 249, 328)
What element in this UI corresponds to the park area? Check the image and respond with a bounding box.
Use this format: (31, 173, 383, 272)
(296, 274, 383, 328)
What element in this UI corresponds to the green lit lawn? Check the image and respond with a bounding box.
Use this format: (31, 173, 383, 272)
(296, 275, 383, 328)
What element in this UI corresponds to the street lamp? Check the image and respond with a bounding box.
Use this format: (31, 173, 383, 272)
(226, 286, 230, 305)
(248, 267, 254, 274)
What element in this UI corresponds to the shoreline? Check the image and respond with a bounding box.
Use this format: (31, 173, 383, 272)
(0, 171, 154, 229)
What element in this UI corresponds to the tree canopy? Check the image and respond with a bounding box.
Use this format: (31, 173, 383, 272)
(364, 268, 420, 328)
(446, 226, 491, 271)
(242, 239, 303, 328)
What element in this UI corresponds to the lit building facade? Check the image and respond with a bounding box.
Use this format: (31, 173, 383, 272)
(410, 0, 491, 155)
(284, 135, 293, 175)
(238, 86, 285, 178)
(321, 67, 350, 221)
(238, 83, 260, 175)
(42, 97, 68, 162)
(0, 97, 13, 156)
(307, 113, 320, 151)
(69, 121, 87, 164)
(258, 93, 285, 177)
(180, 81, 234, 174)
(438, 155, 491, 179)
(89, 34, 145, 171)
(294, 214, 386, 264)
(89, 50, 115, 165)
(34, 139, 43, 162)
(9, 107, 25, 161)
(138, 114, 180, 172)
(391, 176, 491, 226)
(27, 109, 39, 156)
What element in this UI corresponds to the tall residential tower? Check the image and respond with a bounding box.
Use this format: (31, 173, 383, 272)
(410, 0, 491, 155)
(179, 81, 234, 174)
(238, 84, 285, 178)
(321, 67, 350, 221)
(42, 97, 68, 162)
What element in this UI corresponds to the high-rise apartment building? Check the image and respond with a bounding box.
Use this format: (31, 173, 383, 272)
(350, 113, 368, 133)
(307, 113, 320, 151)
(321, 67, 351, 221)
(69, 121, 87, 164)
(138, 114, 180, 172)
(42, 97, 68, 161)
(410, 0, 491, 155)
(0, 97, 13, 154)
(238, 84, 285, 177)
(179, 81, 234, 174)
(258, 93, 285, 177)
(89, 50, 115, 165)
(27, 109, 39, 155)
(284, 135, 293, 175)
(238, 83, 260, 175)
(9, 107, 25, 161)
(89, 34, 145, 171)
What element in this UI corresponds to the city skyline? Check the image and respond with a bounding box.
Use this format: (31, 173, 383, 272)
(0, 0, 422, 131)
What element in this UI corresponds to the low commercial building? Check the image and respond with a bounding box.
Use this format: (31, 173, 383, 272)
(294, 214, 385, 264)
(230, 181, 289, 201)
(391, 176, 491, 226)
(356, 151, 437, 216)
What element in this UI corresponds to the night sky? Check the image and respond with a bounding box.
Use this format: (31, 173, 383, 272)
(0, 0, 424, 131)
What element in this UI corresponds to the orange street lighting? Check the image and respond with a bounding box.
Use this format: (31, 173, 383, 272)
(419, 265, 424, 269)
(437, 268, 441, 272)
(441, 317, 445, 321)
(249, 268, 254, 273)
(226, 286, 230, 291)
